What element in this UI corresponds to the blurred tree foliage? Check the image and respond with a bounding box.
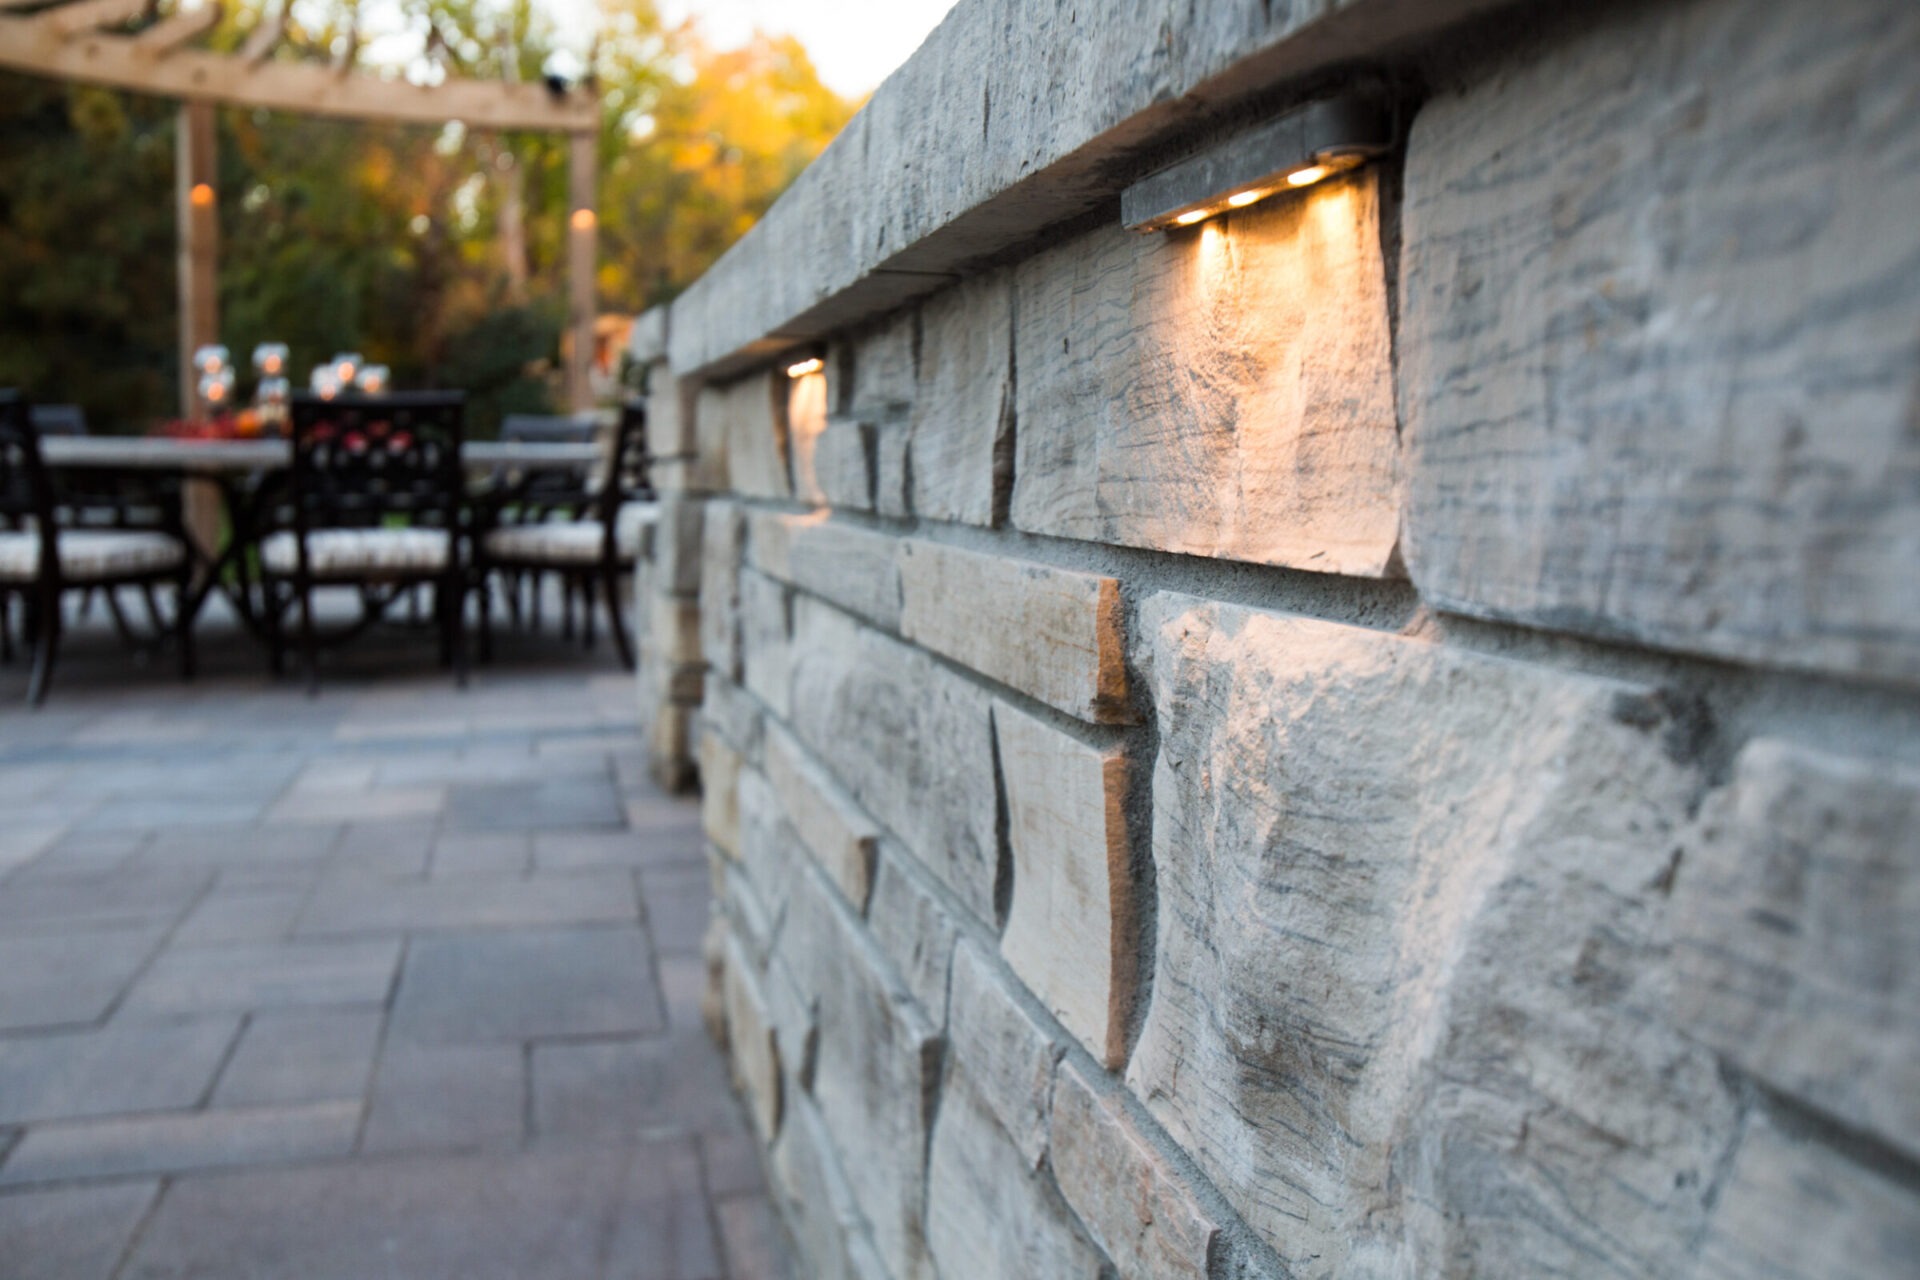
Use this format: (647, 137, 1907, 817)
(0, 0, 854, 433)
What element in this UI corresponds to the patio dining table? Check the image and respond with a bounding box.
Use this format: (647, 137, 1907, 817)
(40, 434, 604, 637)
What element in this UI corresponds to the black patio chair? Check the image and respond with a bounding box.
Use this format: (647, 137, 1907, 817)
(0, 391, 196, 705)
(255, 391, 469, 693)
(500, 412, 599, 445)
(474, 400, 651, 669)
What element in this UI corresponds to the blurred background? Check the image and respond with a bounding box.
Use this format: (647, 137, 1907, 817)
(0, 0, 955, 434)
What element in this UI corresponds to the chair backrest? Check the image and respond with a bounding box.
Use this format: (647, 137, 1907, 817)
(28, 404, 87, 437)
(501, 413, 598, 445)
(596, 400, 652, 526)
(0, 391, 58, 579)
(285, 391, 466, 535)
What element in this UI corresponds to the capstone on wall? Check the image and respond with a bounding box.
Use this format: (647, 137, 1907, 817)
(631, 0, 1920, 1274)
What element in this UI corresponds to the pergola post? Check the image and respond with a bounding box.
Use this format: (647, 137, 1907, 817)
(566, 129, 597, 413)
(175, 99, 218, 416)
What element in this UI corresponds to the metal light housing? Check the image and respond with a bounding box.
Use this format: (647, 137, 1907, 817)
(1121, 90, 1395, 232)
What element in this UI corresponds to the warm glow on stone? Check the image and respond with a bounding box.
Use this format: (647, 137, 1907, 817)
(786, 357, 825, 378)
(1226, 189, 1266, 208)
(1173, 209, 1210, 226)
(1286, 164, 1331, 187)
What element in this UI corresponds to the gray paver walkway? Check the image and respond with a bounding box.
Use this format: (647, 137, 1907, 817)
(0, 601, 791, 1279)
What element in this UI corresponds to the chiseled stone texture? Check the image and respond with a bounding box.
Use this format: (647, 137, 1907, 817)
(1131, 593, 1724, 1275)
(722, 932, 782, 1144)
(842, 309, 916, 423)
(867, 850, 960, 1032)
(1051, 1057, 1219, 1280)
(946, 940, 1061, 1169)
(739, 569, 792, 720)
(787, 595, 999, 922)
(1012, 172, 1400, 577)
(698, 500, 745, 683)
(651, 494, 706, 598)
(1673, 738, 1920, 1160)
(898, 539, 1130, 722)
(778, 867, 940, 1280)
(926, 1066, 1107, 1280)
(750, 511, 903, 631)
(1689, 1109, 1920, 1279)
(697, 729, 743, 862)
(994, 701, 1134, 1067)
(735, 766, 800, 946)
(810, 418, 877, 511)
(1399, 0, 1920, 684)
(770, 1092, 888, 1280)
(908, 272, 1012, 526)
(763, 722, 879, 912)
(703, 371, 790, 500)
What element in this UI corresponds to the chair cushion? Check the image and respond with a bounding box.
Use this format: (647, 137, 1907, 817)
(259, 528, 451, 578)
(0, 530, 186, 583)
(484, 521, 613, 566)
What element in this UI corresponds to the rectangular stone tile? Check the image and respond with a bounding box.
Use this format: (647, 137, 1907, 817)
(908, 271, 1009, 527)
(716, 1193, 796, 1280)
(0, 868, 207, 935)
(140, 825, 339, 868)
(6, 830, 142, 882)
(0, 1100, 359, 1185)
(213, 1009, 384, 1108)
(298, 871, 637, 936)
(534, 827, 701, 872)
(77, 800, 266, 832)
(1013, 173, 1400, 577)
(1399, 0, 1920, 682)
(390, 927, 664, 1044)
(429, 832, 532, 878)
(867, 851, 959, 1032)
(0, 925, 168, 1030)
(703, 1131, 766, 1199)
(122, 940, 400, 1015)
(897, 540, 1130, 723)
(993, 702, 1134, 1067)
(0, 1180, 160, 1280)
(122, 1144, 722, 1280)
(329, 821, 434, 877)
(641, 872, 714, 956)
(0, 1017, 239, 1125)
(442, 777, 624, 832)
(360, 1044, 525, 1154)
(533, 1028, 749, 1143)
(946, 941, 1061, 1169)
(707, 371, 791, 501)
(787, 596, 998, 922)
(266, 786, 446, 827)
(171, 888, 307, 946)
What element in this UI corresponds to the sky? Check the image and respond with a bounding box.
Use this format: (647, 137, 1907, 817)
(652, 0, 960, 98)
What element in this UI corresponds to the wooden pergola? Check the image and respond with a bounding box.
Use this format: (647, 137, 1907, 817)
(0, 0, 605, 411)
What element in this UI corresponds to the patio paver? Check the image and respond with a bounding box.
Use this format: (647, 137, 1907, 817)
(0, 600, 790, 1278)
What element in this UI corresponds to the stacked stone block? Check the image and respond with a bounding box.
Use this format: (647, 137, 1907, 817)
(629, 0, 1920, 1273)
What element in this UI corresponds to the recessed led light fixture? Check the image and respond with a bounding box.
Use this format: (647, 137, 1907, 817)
(1121, 90, 1394, 232)
(785, 356, 824, 379)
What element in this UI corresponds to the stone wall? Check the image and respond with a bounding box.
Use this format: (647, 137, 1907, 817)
(631, 0, 1920, 1274)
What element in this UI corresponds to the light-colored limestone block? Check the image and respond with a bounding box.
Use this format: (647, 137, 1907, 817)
(947, 940, 1062, 1169)
(897, 539, 1129, 722)
(846, 310, 916, 422)
(993, 702, 1133, 1068)
(722, 931, 782, 1144)
(778, 867, 940, 1280)
(874, 424, 911, 520)
(763, 723, 879, 912)
(810, 418, 876, 512)
(770, 1093, 883, 1280)
(698, 500, 744, 682)
(652, 494, 706, 597)
(1012, 172, 1400, 577)
(739, 569, 791, 720)
(1051, 1057, 1218, 1280)
(1690, 1110, 1920, 1279)
(1673, 738, 1920, 1160)
(925, 1067, 1106, 1280)
(697, 729, 742, 862)
(698, 675, 762, 760)
(867, 850, 960, 1030)
(1130, 593, 1724, 1275)
(909, 272, 1011, 526)
(700, 371, 789, 500)
(736, 766, 799, 942)
(787, 596, 998, 922)
(644, 595, 701, 669)
(750, 512, 902, 631)
(1399, 0, 1920, 683)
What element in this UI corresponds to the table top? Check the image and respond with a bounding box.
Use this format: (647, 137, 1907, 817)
(42, 437, 603, 473)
